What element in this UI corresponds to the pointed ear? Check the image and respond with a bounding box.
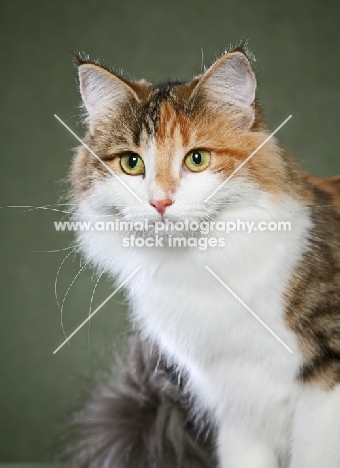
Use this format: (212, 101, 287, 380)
(193, 51, 256, 128)
(78, 63, 138, 120)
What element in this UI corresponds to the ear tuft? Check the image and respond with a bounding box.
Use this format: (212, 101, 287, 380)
(225, 37, 256, 67)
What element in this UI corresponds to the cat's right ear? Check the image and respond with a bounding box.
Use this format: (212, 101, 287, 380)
(77, 62, 138, 121)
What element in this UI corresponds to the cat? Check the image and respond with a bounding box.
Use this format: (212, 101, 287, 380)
(67, 40, 340, 467)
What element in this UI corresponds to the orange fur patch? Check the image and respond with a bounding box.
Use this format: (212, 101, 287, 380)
(153, 99, 288, 196)
(153, 102, 189, 195)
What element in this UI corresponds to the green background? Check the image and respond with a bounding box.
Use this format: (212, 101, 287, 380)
(1, 0, 340, 461)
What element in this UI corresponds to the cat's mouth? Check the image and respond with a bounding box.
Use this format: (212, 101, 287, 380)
(120, 213, 216, 241)
(81, 199, 217, 240)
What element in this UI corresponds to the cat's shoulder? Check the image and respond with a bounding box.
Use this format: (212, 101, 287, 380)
(302, 173, 340, 214)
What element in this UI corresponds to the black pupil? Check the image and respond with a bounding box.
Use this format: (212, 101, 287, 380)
(129, 153, 138, 168)
(192, 151, 202, 165)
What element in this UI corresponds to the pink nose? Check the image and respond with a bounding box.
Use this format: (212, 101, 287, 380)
(149, 198, 173, 216)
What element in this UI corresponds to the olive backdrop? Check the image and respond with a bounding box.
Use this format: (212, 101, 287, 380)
(1, 0, 340, 462)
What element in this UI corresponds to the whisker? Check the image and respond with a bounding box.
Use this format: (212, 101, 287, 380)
(87, 270, 105, 356)
(32, 237, 93, 254)
(54, 237, 95, 341)
(0, 203, 78, 210)
(30, 246, 76, 253)
(23, 206, 119, 217)
(55, 247, 78, 343)
(59, 233, 119, 338)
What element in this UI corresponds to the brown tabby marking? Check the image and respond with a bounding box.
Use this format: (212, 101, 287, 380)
(285, 175, 340, 388)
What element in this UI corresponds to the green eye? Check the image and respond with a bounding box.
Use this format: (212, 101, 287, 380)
(120, 152, 145, 176)
(184, 149, 211, 173)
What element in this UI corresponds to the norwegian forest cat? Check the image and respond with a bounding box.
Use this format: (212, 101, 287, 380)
(66, 42, 340, 467)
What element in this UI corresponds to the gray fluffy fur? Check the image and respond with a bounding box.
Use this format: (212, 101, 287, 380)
(63, 335, 216, 467)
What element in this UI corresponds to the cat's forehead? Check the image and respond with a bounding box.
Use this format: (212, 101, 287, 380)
(135, 80, 195, 138)
(119, 83, 198, 196)
(112, 78, 224, 155)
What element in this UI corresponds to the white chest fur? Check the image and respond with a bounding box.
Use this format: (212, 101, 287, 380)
(77, 194, 311, 452)
(129, 238, 302, 440)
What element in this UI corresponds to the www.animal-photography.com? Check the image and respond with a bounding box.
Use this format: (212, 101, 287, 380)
(1, 1, 340, 467)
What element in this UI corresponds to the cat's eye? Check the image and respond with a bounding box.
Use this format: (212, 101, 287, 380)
(120, 152, 145, 176)
(184, 150, 211, 173)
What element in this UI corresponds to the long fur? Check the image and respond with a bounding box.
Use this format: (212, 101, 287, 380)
(64, 335, 215, 468)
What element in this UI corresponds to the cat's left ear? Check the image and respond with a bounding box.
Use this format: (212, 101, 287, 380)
(192, 51, 256, 128)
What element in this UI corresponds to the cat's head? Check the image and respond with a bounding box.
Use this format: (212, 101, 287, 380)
(72, 44, 286, 233)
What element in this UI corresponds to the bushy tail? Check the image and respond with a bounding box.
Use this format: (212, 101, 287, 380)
(63, 335, 216, 467)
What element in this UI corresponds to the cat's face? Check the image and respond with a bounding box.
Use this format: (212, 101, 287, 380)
(72, 49, 285, 234)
